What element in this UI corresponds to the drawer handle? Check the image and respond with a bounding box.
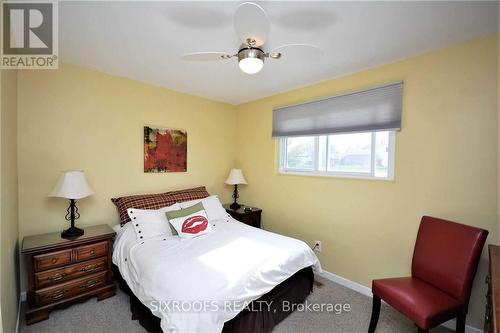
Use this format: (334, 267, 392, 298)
(89, 250, 95, 255)
(486, 275, 490, 284)
(51, 258, 58, 264)
(49, 290, 67, 300)
(80, 264, 98, 273)
(80, 280, 97, 289)
(48, 273, 66, 282)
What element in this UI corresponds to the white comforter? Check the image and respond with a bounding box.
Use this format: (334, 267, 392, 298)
(113, 218, 321, 333)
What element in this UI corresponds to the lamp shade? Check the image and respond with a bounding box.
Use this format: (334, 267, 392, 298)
(49, 170, 94, 199)
(225, 169, 248, 185)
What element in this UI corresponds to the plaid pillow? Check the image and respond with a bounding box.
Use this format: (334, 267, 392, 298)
(111, 186, 210, 225)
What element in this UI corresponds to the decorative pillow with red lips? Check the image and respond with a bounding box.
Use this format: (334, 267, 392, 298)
(165, 202, 213, 239)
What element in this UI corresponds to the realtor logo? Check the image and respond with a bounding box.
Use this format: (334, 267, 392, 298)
(1, 1, 58, 69)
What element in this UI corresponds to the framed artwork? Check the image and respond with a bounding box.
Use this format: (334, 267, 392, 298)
(144, 125, 187, 173)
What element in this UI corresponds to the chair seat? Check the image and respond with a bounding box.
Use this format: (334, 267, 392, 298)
(372, 277, 463, 329)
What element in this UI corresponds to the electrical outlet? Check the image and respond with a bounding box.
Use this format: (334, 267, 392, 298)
(314, 240, 322, 252)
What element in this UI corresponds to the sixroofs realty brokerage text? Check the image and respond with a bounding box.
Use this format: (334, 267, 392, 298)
(150, 300, 351, 314)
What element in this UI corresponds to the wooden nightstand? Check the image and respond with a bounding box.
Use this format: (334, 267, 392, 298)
(223, 204, 262, 228)
(21, 224, 116, 324)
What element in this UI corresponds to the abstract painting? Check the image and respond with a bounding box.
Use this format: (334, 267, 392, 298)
(144, 126, 187, 173)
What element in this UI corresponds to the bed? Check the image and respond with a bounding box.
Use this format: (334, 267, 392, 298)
(111, 187, 320, 333)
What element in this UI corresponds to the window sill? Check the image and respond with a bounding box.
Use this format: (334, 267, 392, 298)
(277, 170, 394, 182)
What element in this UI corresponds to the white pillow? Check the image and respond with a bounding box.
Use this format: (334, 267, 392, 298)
(127, 203, 181, 241)
(180, 195, 228, 221)
(166, 202, 213, 239)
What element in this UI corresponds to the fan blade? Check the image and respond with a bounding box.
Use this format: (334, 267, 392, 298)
(180, 52, 234, 61)
(268, 43, 323, 58)
(234, 2, 270, 47)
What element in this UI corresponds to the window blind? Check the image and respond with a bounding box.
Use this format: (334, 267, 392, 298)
(272, 81, 403, 137)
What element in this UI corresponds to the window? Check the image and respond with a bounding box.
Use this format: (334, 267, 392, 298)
(279, 131, 395, 180)
(273, 81, 402, 180)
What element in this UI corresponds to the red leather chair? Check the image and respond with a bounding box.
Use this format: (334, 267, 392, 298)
(368, 216, 488, 333)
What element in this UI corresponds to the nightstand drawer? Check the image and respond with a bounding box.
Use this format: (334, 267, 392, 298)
(75, 241, 108, 262)
(34, 249, 72, 272)
(35, 257, 108, 289)
(35, 271, 107, 306)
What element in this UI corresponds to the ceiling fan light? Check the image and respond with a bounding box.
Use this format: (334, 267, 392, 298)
(238, 48, 264, 74)
(239, 57, 264, 74)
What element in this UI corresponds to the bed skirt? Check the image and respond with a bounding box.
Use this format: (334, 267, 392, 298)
(113, 265, 314, 333)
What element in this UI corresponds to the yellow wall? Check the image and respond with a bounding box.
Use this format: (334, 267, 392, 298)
(1, 68, 19, 333)
(235, 35, 499, 328)
(14, 36, 499, 329)
(17, 63, 237, 288)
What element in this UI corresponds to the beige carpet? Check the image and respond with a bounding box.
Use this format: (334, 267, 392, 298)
(20, 276, 453, 333)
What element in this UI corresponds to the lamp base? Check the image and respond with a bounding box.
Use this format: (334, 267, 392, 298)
(61, 226, 84, 239)
(230, 202, 241, 210)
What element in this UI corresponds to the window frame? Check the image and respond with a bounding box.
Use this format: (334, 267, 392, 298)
(279, 131, 396, 180)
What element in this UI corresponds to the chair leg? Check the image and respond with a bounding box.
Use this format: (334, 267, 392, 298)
(456, 314, 466, 333)
(368, 296, 381, 333)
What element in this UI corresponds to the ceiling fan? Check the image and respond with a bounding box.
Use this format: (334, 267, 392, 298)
(180, 2, 322, 75)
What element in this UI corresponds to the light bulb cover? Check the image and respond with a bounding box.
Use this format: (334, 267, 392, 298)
(238, 48, 265, 74)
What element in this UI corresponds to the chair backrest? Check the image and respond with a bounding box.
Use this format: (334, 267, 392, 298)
(411, 216, 488, 305)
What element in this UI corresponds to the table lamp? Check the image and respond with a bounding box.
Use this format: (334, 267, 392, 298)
(49, 170, 94, 239)
(225, 169, 247, 210)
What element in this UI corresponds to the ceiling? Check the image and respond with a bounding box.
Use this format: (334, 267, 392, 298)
(59, 1, 499, 105)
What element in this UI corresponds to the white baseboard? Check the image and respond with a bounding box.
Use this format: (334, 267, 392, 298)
(318, 270, 482, 333)
(319, 270, 373, 297)
(15, 292, 26, 333)
(15, 300, 20, 333)
(16, 291, 27, 333)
